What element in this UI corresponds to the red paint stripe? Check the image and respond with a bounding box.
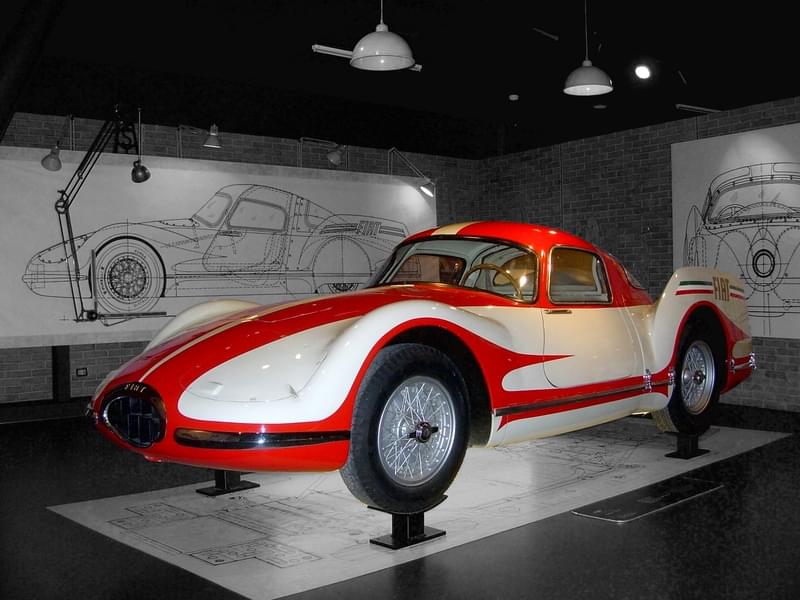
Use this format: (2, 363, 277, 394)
(675, 289, 713, 296)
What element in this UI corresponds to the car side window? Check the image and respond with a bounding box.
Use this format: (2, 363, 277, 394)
(491, 253, 538, 301)
(228, 200, 288, 231)
(390, 254, 465, 284)
(549, 247, 610, 303)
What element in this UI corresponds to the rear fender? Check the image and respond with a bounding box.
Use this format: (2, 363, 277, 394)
(650, 267, 752, 380)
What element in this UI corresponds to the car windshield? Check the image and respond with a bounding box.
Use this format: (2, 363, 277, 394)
(370, 238, 538, 302)
(707, 163, 800, 222)
(193, 192, 233, 227)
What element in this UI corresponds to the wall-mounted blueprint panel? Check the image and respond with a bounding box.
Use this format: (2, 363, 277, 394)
(672, 123, 800, 338)
(0, 147, 435, 348)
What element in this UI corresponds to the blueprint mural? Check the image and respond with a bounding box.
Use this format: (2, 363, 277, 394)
(0, 147, 435, 347)
(22, 184, 407, 322)
(672, 123, 800, 338)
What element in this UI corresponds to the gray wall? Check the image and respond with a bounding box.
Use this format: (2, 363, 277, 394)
(3, 98, 799, 410)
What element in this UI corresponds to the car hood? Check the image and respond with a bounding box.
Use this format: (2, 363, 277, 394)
(97, 284, 518, 403)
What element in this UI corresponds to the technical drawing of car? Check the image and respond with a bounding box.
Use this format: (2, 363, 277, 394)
(22, 184, 408, 319)
(88, 221, 755, 514)
(684, 162, 800, 319)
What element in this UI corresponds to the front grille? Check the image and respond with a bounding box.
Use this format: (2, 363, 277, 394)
(101, 384, 165, 448)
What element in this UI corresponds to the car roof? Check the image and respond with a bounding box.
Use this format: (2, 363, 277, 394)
(406, 222, 598, 253)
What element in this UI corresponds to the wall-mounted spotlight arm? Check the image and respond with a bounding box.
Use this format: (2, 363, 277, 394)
(298, 136, 348, 168)
(388, 147, 435, 197)
(312, 44, 422, 72)
(53, 104, 150, 322)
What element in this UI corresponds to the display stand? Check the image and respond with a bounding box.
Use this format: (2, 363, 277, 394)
(196, 470, 260, 496)
(665, 432, 709, 459)
(369, 496, 447, 550)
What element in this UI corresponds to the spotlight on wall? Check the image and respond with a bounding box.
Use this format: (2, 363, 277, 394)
(40, 114, 75, 171)
(388, 147, 436, 198)
(41, 144, 62, 171)
(298, 137, 348, 168)
(131, 107, 151, 183)
(203, 124, 222, 149)
(177, 123, 223, 157)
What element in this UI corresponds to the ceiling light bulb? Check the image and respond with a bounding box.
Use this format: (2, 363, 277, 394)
(635, 65, 651, 79)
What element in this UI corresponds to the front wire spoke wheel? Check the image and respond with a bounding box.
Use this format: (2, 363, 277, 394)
(377, 375, 456, 487)
(340, 343, 469, 513)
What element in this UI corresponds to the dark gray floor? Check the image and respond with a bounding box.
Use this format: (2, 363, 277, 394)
(1, 405, 799, 600)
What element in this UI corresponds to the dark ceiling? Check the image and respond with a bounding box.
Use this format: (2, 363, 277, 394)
(3, 0, 800, 158)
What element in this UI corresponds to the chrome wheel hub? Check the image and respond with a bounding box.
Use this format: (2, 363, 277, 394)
(377, 376, 456, 486)
(681, 340, 716, 415)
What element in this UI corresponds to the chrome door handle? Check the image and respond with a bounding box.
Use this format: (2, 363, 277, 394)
(544, 308, 572, 314)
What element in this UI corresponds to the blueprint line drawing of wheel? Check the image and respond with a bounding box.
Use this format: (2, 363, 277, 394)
(94, 238, 166, 314)
(312, 238, 371, 293)
(340, 343, 469, 514)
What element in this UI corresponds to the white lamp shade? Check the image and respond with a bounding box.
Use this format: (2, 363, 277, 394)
(564, 59, 613, 96)
(350, 23, 414, 71)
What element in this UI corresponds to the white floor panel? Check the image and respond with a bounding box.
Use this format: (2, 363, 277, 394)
(49, 419, 786, 600)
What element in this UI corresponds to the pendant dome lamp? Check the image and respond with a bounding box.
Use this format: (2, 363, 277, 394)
(563, 0, 613, 96)
(350, 0, 414, 71)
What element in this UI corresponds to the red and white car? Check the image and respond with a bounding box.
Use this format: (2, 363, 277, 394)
(89, 222, 755, 513)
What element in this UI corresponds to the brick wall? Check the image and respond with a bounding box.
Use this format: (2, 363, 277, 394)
(2, 99, 800, 411)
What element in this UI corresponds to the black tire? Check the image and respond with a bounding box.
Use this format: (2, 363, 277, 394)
(95, 238, 165, 314)
(653, 325, 722, 434)
(340, 343, 469, 513)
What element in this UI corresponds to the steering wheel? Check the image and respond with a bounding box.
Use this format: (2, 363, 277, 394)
(462, 263, 523, 300)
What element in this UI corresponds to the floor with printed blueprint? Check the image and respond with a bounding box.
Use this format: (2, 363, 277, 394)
(49, 418, 786, 600)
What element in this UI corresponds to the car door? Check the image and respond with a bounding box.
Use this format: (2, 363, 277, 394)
(202, 188, 291, 275)
(542, 247, 642, 388)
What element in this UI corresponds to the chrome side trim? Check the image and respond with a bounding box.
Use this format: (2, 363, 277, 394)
(494, 378, 671, 418)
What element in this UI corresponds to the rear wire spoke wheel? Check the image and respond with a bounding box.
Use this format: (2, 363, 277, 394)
(680, 340, 716, 415)
(341, 343, 468, 514)
(653, 326, 722, 435)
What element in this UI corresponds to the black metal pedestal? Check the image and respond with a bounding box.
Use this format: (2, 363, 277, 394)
(665, 432, 710, 459)
(369, 497, 447, 550)
(196, 470, 260, 496)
